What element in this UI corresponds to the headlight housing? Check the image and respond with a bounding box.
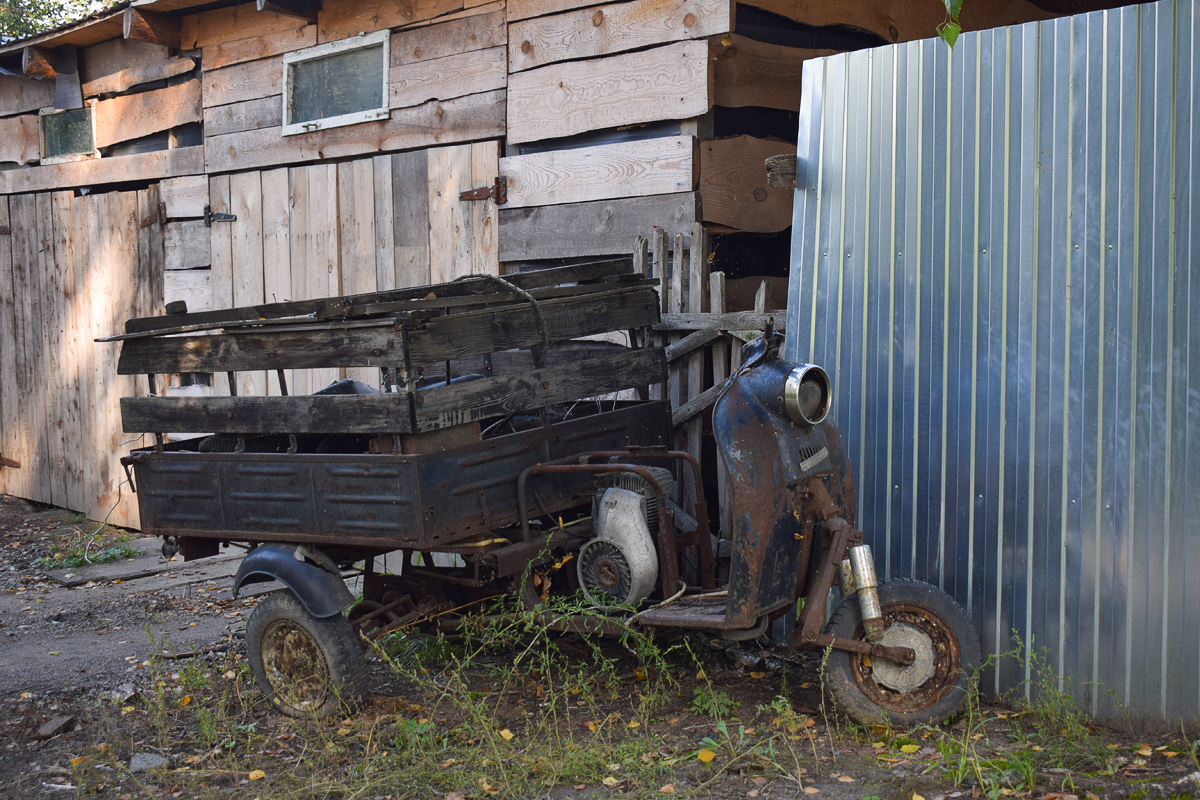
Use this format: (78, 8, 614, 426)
(783, 364, 830, 426)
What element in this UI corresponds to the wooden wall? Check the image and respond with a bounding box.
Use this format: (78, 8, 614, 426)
(0, 187, 162, 528)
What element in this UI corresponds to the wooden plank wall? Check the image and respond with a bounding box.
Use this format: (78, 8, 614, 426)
(0, 188, 161, 527)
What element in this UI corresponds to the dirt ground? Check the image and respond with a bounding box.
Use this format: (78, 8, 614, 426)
(1, 494, 1197, 800)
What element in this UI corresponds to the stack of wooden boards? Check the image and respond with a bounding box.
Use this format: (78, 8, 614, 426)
(115, 259, 665, 438)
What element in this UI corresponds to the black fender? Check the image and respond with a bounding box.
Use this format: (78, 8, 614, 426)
(232, 543, 355, 619)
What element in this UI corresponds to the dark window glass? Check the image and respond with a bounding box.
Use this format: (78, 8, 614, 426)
(41, 107, 93, 159)
(289, 45, 384, 125)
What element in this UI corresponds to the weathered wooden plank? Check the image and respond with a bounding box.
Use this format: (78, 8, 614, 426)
(68, 195, 95, 511)
(388, 46, 506, 109)
(672, 380, 720, 426)
(468, 140, 499, 276)
(205, 89, 506, 174)
(683, 221, 706, 503)
(208, 175, 234, 309)
(122, 393, 415, 434)
(92, 79, 203, 149)
(664, 327, 719, 362)
(0, 116, 40, 165)
(181, 4, 309, 49)
(22, 46, 57, 79)
(711, 35, 832, 111)
(0, 74, 55, 117)
(428, 144, 473, 284)
(81, 55, 195, 97)
(338, 159, 379, 386)
(413, 347, 664, 431)
(202, 24, 317, 71)
(390, 8, 505, 66)
(372, 154, 396, 292)
(80, 37, 171, 87)
(124, 8, 181, 48)
(509, 0, 731, 73)
(164, 220, 210, 270)
(7, 195, 39, 500)
(507, 40, 710, 144)
(507, 0, 603, 22)
(165, 268, 212, 312)
(230, 171, 267, 396)
(498, 191, 696, 261)
(655, 310, 784, 331)
(392, 149, 430, 288)
(667, 232, 682, 411)
(261, 167, 292, 392)
(501, 135, 695, 209)
(204, 95, 283, 137)
(305, 163, 340, 391)
(699, 135, 793, 233)
(159, 175, 208, 218)
(0, 198, 17, 496)
(0, 146, 205, 195)
(39, 193, 69, 508)
(317, 0, 463, 42)
(202, 56, 282, 109)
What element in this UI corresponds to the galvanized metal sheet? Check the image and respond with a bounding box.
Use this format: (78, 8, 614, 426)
(785, 0, 1198, 724)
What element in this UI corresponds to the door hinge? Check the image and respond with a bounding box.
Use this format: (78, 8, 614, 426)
(204, 204, 238, 226)
(459, 176, 507, 205)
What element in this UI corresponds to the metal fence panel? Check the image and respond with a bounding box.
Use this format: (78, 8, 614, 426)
(785, 0, 1198, 724)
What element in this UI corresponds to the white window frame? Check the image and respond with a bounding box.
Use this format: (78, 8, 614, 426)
(282, 30, 390, 137)
(38, 102, 99, 165)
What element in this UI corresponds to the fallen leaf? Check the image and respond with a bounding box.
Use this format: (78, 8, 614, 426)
(913, 793, 926, 800)
(479, 778, 500, 795)
(659, 784, 675, 794)
(800, 682, 812, 689)
(248, 770, 265, 781)
(337, 726, 353, 736)
(1164, 750, 1179, 757)
(574, 785, 586, 791)
(70, 757, 86, 766)
(697, 749, 717, 763)
(750, 671, 765, 679)
(627, 720, 640, 728)
(48, 651, 61, 656)
(803, 788, 820, 795)
(1136, 745, 1153, 757)
(18, 692, 31, 699)
(602, 776, 619, 787)
(838, 775, 854, 783)
(444, 793, 466, 800)
(178, 696, 192, 708)
(586, 721, 597, 731)
(498, 728, 514, 741)
(634, 666, 647, 681)
(900, 744, 921, 754)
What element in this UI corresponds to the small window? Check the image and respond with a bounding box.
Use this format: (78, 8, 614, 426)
(283, 31, 389, 136)
(39, 106, 96, 164)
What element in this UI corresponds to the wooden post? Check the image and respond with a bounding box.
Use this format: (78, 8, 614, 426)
(668, 232, 684, 423)
(650, 228, 668, 401)
(632, 235, 647, 276)
(710, 271, 730, 537)
(123, 9, 182, 48)
(684, 221, 707, 511)
(22, 47, 55, 79)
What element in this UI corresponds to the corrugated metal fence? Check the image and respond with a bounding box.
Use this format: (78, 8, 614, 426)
(784, 0, 1198, 724)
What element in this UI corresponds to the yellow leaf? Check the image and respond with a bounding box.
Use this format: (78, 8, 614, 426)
(899, 744, 920, 754)
(634, 666, 647, 681)
(480, 778, 500, 795)
(586, 721, 596, 731)
(70, 757, 86, 766)
(659, 784, 675, 794)
(602, 776, 619, 787)
(837, 775, 854, 783)
(803, 788, 820, 795)
(913, 794, 926, 800)
(1136, 745, 1153, 757)
(1165, 751, 1179, 758)
(695, 670, 706, 680)
(498, 728, 514, 741)
(337, 726, 353, 736)
(750, 671, 765, 679)
(178, 696, 192, 707)
(248, 769, 266, 781)
(697, 749, 716, 763)
(18, 692, 31, 699)
(800, 682, 812, 689)
(121, 706, 134, 715)
(872, 741, 886, 748)
(627, 720, 640, 728)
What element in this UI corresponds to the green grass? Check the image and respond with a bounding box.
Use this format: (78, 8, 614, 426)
(35, 533, 142, 570)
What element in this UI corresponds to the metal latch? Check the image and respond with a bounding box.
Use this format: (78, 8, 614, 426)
(459, 176, 507, 205)
(204, 204, 238, 226)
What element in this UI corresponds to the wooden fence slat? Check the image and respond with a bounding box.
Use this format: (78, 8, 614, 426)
(305, 163, 341, 391)
(121, 393, 414, 435)
(160, 175, 209, 219)
(372, 154, 396, 292)
(165, 220, 211, 270)
(230, 170, 267, 396)
(338, 158, 380, 386)
(709, 270, 730, 537)
(393, 149, 431, 289)
(0, 198, 16, 496)
(54, 192, 83, 511)
(683, 222, 708, 510)
(71, 195, 96, 514)
(261, 167, 292, 393)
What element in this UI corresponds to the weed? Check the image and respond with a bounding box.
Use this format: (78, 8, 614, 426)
(35, 529, 141, 570)
(691, 685, 740, 719)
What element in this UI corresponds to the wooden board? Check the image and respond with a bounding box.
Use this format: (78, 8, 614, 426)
(204, 95, 283, 138)
(501, 135, 696, 208)
(230, 171, 267, 396)
(392, 149, 431, 288)
(508, 0, 732, 73)
(92, 79, 203, 149)
(0, 74, 55, 117)
(80, 36, 171, 86)
(81, 55, 195, 97)
(0, 116, 40, 165)
(208, 174, 234, 309)
(508, 0, 617, 22)
(390, 8, 505, 66)
(202, 24, 317, 70)
(388, 46, 506, 109)
(0, 199, 16, 495)
(165, 268, 212, 312)
(0, 146, 205, 195)
(507, 40, 710, 144)
(414, 347, 664, 431)
(699, 135, 793, 232)
(121, 393, 415, 434)
(498, 191, 696, 261)
(159, 175, 208, 218)
(372, 154, 396, 292)
(337, 159, 380, 386)
(181, 4, 309, 49)
(205, 89, 506, 173)
(261, 167, 292, 392)
(712, 35, 831, 111)
(317, 0, 463, 42)
(427, 141, 500, 282)
(202, 56, 283, 109)
(164, 220, 211, 269)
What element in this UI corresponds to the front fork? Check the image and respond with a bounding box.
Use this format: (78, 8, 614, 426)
(789, 479, 914, 666)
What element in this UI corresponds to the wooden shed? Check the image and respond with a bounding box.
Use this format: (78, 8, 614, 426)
(0, 0, 1102, 527)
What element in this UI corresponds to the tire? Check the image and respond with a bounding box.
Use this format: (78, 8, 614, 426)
(245, 590, 368, 718)
(822, 578, 981, 727)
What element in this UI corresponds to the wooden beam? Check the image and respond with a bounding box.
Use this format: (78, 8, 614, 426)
(92, 79, 202, 150)
(81, 55, 195, 97)
(765, 153, 796, 188)
(202, 24, 316, 71)
(201, 56, 282, 109)
(121, 393, 415, 435)
(257, 0, 320, 22)
(654, 311, 785, 331)
(700, 135, 794, 233)
(317, 0, 462, 42)
(665, 328, 721, 363)
(181, 3, 310, 49)
(0, 116, 41, 165)
(390, 8, 505, 66)
(0, 145, 205, 195)
(123, 9, 181, 49)
(712, 35, 834, 111)
(672, 382, 722, 427)
(502, 135, 696, 209)
(22, 46, 56, 79)
(0, 74, 55, 116)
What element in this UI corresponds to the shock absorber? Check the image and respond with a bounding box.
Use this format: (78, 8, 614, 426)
(848, 544, 884, 641)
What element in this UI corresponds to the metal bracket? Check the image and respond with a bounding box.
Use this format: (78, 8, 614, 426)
(459, 176, 507, 205)
(204, 204, 238, 226)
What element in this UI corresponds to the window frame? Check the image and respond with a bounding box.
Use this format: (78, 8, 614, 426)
(282, 30, 391, 137)
(38, 103, 98, 165)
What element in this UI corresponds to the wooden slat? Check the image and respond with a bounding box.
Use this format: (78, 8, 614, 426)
(287, 166, 311, 394)
(498, 191, 696, 261)
(38, 193, 68, 507)
(122, 393, 415, 434)
(712, 35, 832, 111)
(390, 8, 505, 66)
(182, 4, 309, 49)
(507, 40, 711, 144)
(317, 0, 462, 42)
(429, 144, 475, 283)
(8, 195, 38, 500)
(204, 95, 282, 137)
(81, 55, 195, 97)
(0, 146, 205, 196)
(202, 56, 282, 109)
(414, 347, 664, 431)
(388, 46, 506, 109)
(230, 170, 267, 396)
(202, 24, 317, 70)
(80, 36, 169, 84)
(0, 198, 16, 496)
(0, 74, 55, 117)
(205, 89, 506, 174)
(304, 163, 340, 391)
(208, 175, 234, 309)
(53, 194, 81, 508)
(165, 268, 212, 312)
(261, 166, 293, 391)
(683, 221, 707, 506)
(159, 175, 208, 218)
(93, 79, 203, 150)
(69, 195, 96, 512)
(0, 116, 40, 166)
(507, 0, 605, 22)
(508, 0, 731, 73)
(165, 220, 210, 270)
(699, 135, 793, 233)
(393, 149, 431, 288)
(501, 135, 695, 209)
(338, 158, 379, 386)
(372, 154, 396, 292)
(655, 310, 784, 331)
(468, 140, 499, 276)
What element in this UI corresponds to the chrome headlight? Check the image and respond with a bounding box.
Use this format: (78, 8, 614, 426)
(783, 364, 830, 426)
